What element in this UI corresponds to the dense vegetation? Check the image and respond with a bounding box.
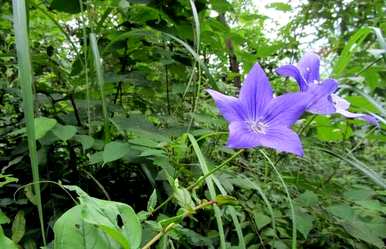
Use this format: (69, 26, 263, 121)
(0, 0, 385, 248)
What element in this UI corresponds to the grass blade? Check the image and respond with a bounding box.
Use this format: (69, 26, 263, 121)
(212, 177, 246, 249)
(12, 0, 46, 245)
(318, 147, 386, 189)
(187, 134, 226, 249)
(260, 150, 297, 249)
(90, 32, 109, 141)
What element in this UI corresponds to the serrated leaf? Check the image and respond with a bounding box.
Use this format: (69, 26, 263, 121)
(103, 142, 130, 164)
(52, 124, 77, 141)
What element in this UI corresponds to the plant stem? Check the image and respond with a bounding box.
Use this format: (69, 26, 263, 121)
(142, 200, 216, 249)
(12, 0, 46, 245)
(151, 149, 244, 214)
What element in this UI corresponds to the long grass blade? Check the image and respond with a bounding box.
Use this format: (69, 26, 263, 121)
(212, 177, 246, 249)
(260, 150, 297, 249)
(187, 134, 226, 249)
(12, 0, 46, 245)
(90, 33, 109, 141)
(78, 0, 91, 134)
(318, 147, 386, 189)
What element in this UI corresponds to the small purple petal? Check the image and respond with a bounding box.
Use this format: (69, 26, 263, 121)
(276, 64, 308, 91)
(207, 89, 245, 122)
(332, 94, 379, 125)
(226, 121, 261, 148)
(298, 52, 320, 83)
(263, 92, 310, 127)
(239, 63, 273, 120)
(259, 126, 304, 157)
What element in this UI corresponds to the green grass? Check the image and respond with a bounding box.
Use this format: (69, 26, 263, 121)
(12, 0, 46, 245)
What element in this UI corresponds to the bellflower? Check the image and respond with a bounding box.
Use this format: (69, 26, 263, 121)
(207, 63, 336, 157)
(276, 52, 378, 124)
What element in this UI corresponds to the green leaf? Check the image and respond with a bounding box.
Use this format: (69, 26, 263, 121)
(74, 135, 95, 151)
(0, 227, 18, 249)
(333, 27, 372, 76)
(52, 124, 77, 141)
(174, 186, 195, 210)
(294, 208, 314, 239)
(295, 190, 319, 207)
(327, 204, 354, 220)
(35, 117, 57, 140)
(11, 210, 25, 243)
(253, 212, 271, 230)
(50, 0, 81, 13)
(0, 210, 10, 225)
(341, 220, 384, 248)
(103, 142, 130, 164)
(147, 189, 157, 212)
(53, 206, 116, 249)
(267, 2, 292, 11)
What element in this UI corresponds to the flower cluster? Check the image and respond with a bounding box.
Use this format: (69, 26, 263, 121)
(208, 52, 378, 157)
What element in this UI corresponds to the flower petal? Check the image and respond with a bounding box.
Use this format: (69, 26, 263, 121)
(276, 64, 308, 91)
(337, 109, 379, 125)
(207, 89, 245, 122)
(259, 126, 304, 157)
(308, 95, 336, 114)
(332, 94, 379, 125)
(306, 78, 338, 110)
(263, 92, 310, 127)
(298, 52, 320, 83)
(226, 121, 261, 148)
(239, 63, 273, 120)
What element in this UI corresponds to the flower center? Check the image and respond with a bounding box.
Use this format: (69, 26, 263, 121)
(247, 120, 268, 134)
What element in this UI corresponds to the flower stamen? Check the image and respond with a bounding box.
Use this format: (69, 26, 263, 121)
(247, 120, 268, 134)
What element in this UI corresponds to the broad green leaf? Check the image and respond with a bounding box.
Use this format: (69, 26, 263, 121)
(103, 141, 130, 164)
(295, 190, 319, 207)
(341, 220, 384, 248)
(81, 197, 142, 249)
(35, 117, 57, 140)
(11, 210, 25, 243)
(327, 204, 354, 220)
(294, 208, 314, 239)
(53, 206, 117, 249)
(74, 135, 95, 151)
(52, 124, 77, 141)
(0, 227, 18, 249)
(253, 212, 271, 230)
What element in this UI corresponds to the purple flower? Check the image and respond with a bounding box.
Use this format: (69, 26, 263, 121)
(276, 52, 378, 125)
(207, 63, 336, 157)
